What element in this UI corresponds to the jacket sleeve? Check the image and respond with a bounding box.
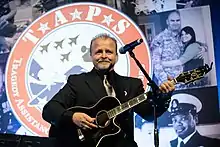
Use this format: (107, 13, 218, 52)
(42, 75, 77, 127)
(133, 79, 171, 121)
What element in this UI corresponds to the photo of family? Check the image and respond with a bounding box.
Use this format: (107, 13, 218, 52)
(137, 6, 216, 90)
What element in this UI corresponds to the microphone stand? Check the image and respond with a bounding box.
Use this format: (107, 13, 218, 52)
(128, 50, 160, 147)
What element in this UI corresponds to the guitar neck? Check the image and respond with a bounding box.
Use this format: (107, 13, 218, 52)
(107, 93, 148, 119)
(107, 78, 178, 119)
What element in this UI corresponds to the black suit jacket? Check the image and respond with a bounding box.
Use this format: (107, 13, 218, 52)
(170, 131, 220, 147)
(42, 68, 168, 147)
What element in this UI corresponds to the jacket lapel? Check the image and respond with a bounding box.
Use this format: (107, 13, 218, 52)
(170, 138, 178, 147)
(85, 70, 107, 101)
(184, 131, 201, 147)
(113, 73, 129, 102)
(84, 70, 130, 102)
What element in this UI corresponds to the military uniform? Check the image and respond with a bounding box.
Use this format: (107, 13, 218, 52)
(168, 94, 220, 147)
(151, 29, 183, 85)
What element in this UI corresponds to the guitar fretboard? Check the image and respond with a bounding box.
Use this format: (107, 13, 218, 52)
(107, 93, 148, 119)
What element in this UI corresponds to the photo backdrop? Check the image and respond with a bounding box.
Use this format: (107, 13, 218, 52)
(0, 0, 219, 147)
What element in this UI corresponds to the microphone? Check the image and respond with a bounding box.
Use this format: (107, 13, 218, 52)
(119, 38, 143, 54)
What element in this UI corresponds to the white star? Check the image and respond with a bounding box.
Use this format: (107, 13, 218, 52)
(37, 96, 48, 106)
(70, 9, 83, 20)
(37, 22, 51, 34)
(101, 14, 115, 27)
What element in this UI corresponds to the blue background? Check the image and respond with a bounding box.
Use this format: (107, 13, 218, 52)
(211, 3, 220, 108)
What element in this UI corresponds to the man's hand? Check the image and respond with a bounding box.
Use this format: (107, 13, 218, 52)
(159, 76, 175, 93)
(72, 112, 97, 130)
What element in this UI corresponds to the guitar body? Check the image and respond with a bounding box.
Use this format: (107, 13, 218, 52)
(67, 96, 122, 147)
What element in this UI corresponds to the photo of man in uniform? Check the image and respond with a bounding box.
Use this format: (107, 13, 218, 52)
(168, 93, 220, 147)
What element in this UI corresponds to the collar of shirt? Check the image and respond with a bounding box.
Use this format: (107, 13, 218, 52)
(164, 28, 180, 38)
(92, 67, 116, 83)
(177, 130, 196, 146)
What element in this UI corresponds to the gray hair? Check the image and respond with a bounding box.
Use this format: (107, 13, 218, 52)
(167, 10, 180, 20)
(89, 33, 118, 55)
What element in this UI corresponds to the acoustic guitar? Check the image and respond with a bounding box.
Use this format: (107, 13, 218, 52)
(67, 63, 213, 147)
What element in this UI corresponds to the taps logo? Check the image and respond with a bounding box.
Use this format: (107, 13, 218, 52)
(5, 3, 151, 136)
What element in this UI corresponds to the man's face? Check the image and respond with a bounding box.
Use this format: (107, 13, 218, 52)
(171, 113, 197, 139)
(90, 38, 118, 71)
(167, 12, 181, 32)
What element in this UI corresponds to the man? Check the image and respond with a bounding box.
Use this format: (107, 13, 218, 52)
(0, 0, 17, 53)
(151, 10, 183, 86)
(0, 0, 17, 23)
(42, 33, 175, 147)
(168, 93, 220, 147)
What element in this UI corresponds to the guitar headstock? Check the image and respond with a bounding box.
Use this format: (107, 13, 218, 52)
(175, 62, 213, 84)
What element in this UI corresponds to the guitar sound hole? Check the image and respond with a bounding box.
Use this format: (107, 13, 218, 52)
(96, 110, 109, 128)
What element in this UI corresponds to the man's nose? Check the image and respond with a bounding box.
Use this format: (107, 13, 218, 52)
(174, 21, 180, 24)
(175, 120, 183, 125)
(101, 52, 107, 58)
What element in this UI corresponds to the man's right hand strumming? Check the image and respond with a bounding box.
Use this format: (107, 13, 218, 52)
(72, 112, 97, 130)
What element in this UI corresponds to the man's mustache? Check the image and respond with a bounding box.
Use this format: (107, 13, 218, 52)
(97, 59, 111, 63)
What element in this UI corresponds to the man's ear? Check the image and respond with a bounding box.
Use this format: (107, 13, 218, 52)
(116, 54, 118, 63)
(194, 115, 199, 124)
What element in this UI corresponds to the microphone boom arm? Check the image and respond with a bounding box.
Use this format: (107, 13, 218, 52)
(128, 50, 159, 93)
(128, 49, 160, 147)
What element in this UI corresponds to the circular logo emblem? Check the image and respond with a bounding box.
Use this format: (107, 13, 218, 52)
(6, 3, 151, 136)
